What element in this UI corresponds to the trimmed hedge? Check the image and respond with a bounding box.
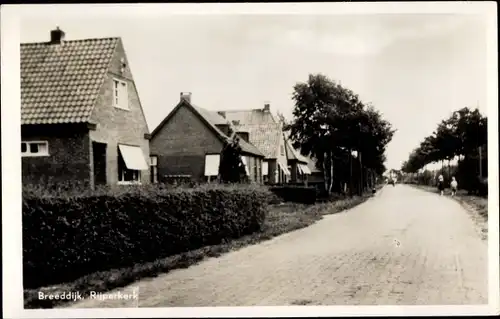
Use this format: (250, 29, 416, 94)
(23, 184, 271, 289)
(269, 185, 317, 205)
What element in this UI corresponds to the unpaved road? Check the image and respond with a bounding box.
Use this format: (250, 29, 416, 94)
(65, 185, 488, 307)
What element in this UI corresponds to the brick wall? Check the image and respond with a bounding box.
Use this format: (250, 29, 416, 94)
(150, 104, 224, 182)
(89, 38, 150, 187)
(21, 124, 91, 187)
(150, 104, 264, 184)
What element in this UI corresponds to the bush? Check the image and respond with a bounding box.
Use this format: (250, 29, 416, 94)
(468, 176, 488, 197)
(269, 185, 317, 204)
(23, 184, 271, 289)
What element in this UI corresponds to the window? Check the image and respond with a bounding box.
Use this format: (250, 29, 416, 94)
(150, 155, 158, 184)
(262, 161, 269, 184)
(262, 162, 268, 176)
(118, 155, 141, 183)
(204, 154, 220, 177)
(21, 141, 49, 157)
(113, 79, 128, 110)
(241, 156, 250, 175)
(117, 145, 147, 184)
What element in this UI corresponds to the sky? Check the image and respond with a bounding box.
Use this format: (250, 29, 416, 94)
(19, 7, 490, 171)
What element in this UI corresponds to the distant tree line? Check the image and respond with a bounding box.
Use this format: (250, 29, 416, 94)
(401, 107, 487, 195)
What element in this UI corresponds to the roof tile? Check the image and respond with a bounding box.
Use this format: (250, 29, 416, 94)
(191, 105, 264, 157)
(21, 37, 119, 125)
(218, 110, 281, 159)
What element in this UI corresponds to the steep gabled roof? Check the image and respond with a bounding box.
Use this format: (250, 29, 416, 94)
(21, 37, 119, 125)
(151, 100, 264, 157)
(218, 109, 281, 159)
(283, 131, 321, 172)
(284, 135, 308, 164)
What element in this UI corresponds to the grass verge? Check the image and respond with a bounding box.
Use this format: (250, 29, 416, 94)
(409, 184, 488, 241)
(24, 193, 372, 309)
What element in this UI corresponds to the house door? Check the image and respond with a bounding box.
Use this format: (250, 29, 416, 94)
(92, 142, 107, 186)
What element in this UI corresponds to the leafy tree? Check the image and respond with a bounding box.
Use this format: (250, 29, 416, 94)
(286, 73, 394, 196)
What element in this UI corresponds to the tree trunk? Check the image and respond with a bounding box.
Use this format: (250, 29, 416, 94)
(328, 151, 334, 194)
(448, 159, 451, 180)
(349, 150, 353, 197)
(322, 152, 329, 194)
(370, 169, 372, 188)
(478, 146, 483, 178)
(359, 152, 363, 196)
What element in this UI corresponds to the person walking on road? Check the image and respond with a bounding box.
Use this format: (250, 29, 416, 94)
(437, 174, 445, 196)
(450, 176, 458, 197)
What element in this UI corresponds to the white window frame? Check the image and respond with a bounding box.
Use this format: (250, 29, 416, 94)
(21, 141, 49, 157)
(118, 170, 141, 185)
(262, 161, 269, 176)
(241, 156, 250, 175)
(117, 149, 141, 185)
(204, 154, 221, 177)
(113, 78, 129, 110)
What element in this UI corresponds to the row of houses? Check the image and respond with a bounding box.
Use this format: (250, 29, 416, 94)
(21, 28, 322, 189)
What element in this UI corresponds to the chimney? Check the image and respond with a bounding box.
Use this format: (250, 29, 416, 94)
(237, 131, 249, 143)
(50, 26, 65, 44)
(263, 103, 270, 112)
(180, 92, 192, 103)
(217, 111, 226, 119)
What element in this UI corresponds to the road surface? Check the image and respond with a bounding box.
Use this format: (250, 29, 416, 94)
(65, 184, 488, 307)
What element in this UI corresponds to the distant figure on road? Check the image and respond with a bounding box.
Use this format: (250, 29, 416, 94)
(437, 174, 445, 196)
(450, 176, 458, 197)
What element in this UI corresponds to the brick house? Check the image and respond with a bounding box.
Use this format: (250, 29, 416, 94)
(304, 156, 324, 184)
(282, 131, 324, 185)
(283, 133, 312, 184)
(21, 27, 150, 189)
(217, 104, 308, 185)
(149, 93, 265, 184)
